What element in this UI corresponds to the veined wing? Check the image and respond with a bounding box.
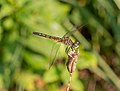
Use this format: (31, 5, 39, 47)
(49, 42, 61, 69)
(63, 24, 87, 37)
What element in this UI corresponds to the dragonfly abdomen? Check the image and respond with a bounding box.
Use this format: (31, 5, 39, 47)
(33, 32, 74, 47)
(33, 32, 64, 42)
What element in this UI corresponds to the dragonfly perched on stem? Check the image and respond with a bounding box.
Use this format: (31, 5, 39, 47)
(33, 24, 86, 91)
(33, 24, 86, 66)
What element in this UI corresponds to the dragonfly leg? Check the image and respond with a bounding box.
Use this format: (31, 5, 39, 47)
(65, 46, 70, 54)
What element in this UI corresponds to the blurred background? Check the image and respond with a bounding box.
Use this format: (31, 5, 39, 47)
(1, 0, 120, 91)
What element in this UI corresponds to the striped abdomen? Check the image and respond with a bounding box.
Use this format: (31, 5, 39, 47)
(33, 32, 73, 46)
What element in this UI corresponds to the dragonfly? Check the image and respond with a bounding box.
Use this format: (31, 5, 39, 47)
(33, 24, 86, 91)
(33, 25, 86, 68)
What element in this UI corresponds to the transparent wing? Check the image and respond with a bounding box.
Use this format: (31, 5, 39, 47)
(49, 42, 61, 69)
(63, 24, 87, 37)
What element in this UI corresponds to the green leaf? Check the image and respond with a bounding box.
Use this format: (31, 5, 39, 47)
(43, 67, 59, 83)
(71, 71, 84, 91)
(77, 51, 98, 69)
(23, 50, 48, 70)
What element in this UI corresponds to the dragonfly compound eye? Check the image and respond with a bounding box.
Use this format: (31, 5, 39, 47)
(74, 41, 80, 48)
(71, 41, 80, 50)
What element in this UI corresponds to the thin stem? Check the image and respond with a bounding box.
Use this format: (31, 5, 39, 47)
(66, 73, 72, 91)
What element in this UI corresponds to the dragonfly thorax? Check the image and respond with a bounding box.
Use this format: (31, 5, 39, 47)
(61, 37, 73, 47)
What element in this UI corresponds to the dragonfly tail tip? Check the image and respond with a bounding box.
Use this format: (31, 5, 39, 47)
(32, 32, 41, 36)
(32, 32, 37, 34)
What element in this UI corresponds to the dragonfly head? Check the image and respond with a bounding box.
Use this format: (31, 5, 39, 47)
(72, 41, 80, 50)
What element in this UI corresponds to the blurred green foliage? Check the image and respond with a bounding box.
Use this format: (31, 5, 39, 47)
(0, 0, 120, 91)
